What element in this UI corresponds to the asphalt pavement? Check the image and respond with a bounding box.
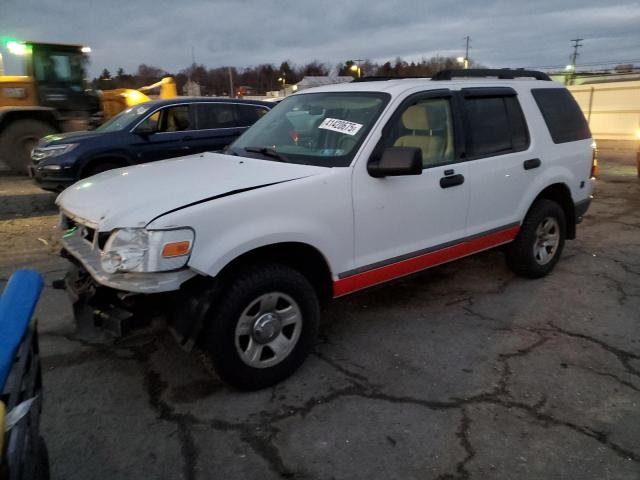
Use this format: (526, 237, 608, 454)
(0, 148, 638, 480)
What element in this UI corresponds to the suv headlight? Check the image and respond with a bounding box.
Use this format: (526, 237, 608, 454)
(32, 143, 78, 159)
(100, 228, 194, 273)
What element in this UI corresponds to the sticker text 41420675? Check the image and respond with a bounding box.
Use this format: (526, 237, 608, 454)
(318, 118, 363, 136)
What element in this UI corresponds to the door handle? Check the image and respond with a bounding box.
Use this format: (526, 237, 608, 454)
(523, 158, 541, 170)
(182, 135, 193, 141)
(440, 174, 465, 188)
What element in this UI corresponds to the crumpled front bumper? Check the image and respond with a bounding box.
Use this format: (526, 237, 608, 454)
(61, 226, 196, 294)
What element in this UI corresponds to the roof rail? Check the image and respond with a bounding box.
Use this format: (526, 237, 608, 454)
(431, 69, 551, 81)
(352, 76, 428, 82)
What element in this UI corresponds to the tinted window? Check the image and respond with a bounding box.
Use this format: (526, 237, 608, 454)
(464, 97, 511, 157)
(463, 95, 529, 157)
(532, 88, 590, 143)
(197, 104, 240, 129)
(505, 97, 529, 150)
(238, 105, 269, 125)
(387, 97, 455, 167)
(156, 105, 192, 132)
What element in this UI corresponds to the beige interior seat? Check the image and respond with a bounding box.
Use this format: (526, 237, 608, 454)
(394, 105, 445, 166)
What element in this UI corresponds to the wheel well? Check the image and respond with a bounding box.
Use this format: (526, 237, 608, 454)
(218, 242, 334, 301)
(530, 183, 576, 239)
(0, 109, 60, 132)
(79, 156, 130, 178)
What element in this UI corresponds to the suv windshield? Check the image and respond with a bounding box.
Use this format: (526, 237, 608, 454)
(96, 104, 153, 133)
(229, 92, 390, 167)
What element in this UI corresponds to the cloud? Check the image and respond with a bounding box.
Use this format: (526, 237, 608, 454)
(1, 0, 639, 76)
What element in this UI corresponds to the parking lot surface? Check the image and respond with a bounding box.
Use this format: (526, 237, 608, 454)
(0, 149, 638, 480)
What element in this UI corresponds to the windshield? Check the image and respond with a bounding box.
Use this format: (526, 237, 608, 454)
(96, 104, 154, 132)
(32, 49, 86, 87)
(229, 92, 390, 167)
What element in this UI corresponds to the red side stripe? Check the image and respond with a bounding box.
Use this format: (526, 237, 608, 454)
(333, 225, 520, 297)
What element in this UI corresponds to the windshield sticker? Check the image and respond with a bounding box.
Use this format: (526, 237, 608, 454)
(318, 118, 363, 136)
(136, 106, 149, 115)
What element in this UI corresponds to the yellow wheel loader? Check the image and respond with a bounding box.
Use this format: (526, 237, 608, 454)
(0, 39, 176, 174)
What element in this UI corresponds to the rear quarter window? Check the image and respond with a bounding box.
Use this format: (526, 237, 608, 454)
(531, 88, 591, 143)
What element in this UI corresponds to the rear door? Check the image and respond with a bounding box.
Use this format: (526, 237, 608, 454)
(458, 88, 533, 237)
(192, 103, 268, 152)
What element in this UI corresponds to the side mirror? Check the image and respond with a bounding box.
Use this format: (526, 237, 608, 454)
(368, 146, 422, 178)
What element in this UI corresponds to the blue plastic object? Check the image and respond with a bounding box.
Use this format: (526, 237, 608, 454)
(0, 269, 44, 390)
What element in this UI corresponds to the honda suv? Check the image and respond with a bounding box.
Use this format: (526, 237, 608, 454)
(56, 69, 596, 390)
(31, 98, 271, 191)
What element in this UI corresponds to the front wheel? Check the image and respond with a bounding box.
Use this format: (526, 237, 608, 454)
(506, 199, 566, 278)
(203, 264, 319, 390)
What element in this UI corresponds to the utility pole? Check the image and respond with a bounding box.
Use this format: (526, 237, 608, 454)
(570, 38, 583, 68)
(464, 36, 470, 68)
(567, 38, 583, 85)
(228, 67, 234, 98)
(457, 36, 470, 69)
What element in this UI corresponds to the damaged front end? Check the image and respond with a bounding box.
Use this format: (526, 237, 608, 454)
(58, 211, 206, 342)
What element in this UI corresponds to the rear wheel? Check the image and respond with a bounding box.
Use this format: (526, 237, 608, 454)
(203, 264, 319, 390)
(506, 199, 566, 278)
(0, 119, 56, 174)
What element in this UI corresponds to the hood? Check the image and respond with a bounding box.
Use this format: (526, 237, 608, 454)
(39, 130, 113, 147)
(56, 152, 328, 231)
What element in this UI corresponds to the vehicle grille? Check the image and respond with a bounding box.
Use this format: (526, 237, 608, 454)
(62, 215, 109, 250)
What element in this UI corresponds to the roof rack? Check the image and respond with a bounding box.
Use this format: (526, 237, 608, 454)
(431, 69, 551, 81)
(352, 76, 428, 82)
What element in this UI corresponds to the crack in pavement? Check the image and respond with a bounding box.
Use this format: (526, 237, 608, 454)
(564, 363, 640, 393)
(39, 318, 640, 477)
(547, 323, 640, 379)
(41, 331, 200, 480)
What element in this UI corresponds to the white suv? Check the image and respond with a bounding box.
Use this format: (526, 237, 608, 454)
(57, 69, 596, 389)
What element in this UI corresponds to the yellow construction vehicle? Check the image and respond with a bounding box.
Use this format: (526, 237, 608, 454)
(0, 38, 176, 173)
(101, 76, 177, 121)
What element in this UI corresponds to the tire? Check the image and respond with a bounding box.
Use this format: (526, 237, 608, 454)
(203, 264, 320, 390)
(506, 199, 566, 278)
(33, 436, 51, 480)
(0, 119, 56, 174)
(83, 161, 122, 178)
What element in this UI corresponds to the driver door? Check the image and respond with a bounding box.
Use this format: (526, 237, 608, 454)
(347, 91, 470, 291)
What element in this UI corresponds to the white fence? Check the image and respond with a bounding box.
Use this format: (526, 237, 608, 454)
(569, 80, 640, 141)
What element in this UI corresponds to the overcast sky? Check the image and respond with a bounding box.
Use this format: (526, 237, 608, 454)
(1, 0, 639, 77)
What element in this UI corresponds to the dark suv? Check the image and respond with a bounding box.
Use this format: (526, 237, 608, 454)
(30, 97, 272, 191)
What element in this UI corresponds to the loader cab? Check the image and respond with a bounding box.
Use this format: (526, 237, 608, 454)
(25, 42, 100, 117)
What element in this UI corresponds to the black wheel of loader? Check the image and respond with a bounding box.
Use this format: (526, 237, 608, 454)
(0, 119, 56, 174)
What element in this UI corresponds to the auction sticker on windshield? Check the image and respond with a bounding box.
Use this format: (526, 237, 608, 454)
(318, 118, 363, 136)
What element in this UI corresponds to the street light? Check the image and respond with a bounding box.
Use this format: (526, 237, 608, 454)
(6, 41, 27, 56)
(277, 76, 286, 87)
(349, 64, 361, 78)
(456, 56, 469, 69)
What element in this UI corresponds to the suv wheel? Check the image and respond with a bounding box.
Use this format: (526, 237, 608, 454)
(203, 264, 319, 390)
(506, 199, 566, 278)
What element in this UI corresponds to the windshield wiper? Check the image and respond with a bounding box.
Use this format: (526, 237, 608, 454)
(243, 146, 288, 162)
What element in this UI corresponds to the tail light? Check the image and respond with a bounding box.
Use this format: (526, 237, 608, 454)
(591, 141, 599, 178)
